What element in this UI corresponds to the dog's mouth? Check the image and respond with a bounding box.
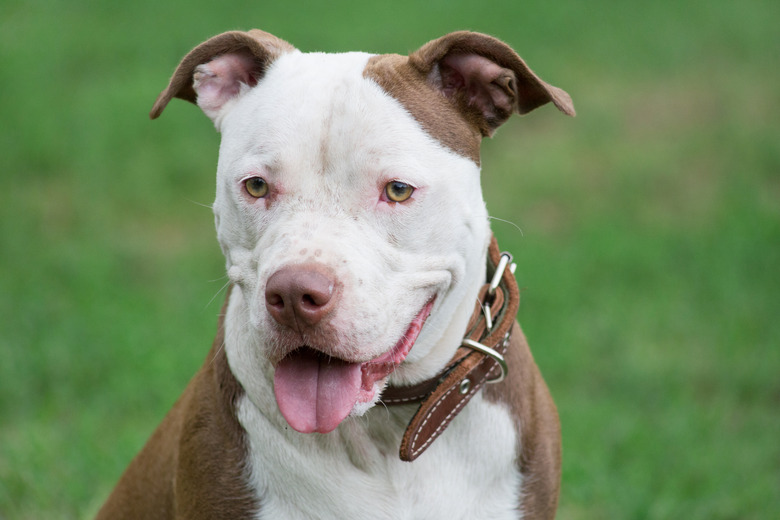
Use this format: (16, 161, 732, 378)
(273, 298, 435, 434)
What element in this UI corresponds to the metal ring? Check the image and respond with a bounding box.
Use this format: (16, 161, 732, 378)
(461, 339, 508, 384)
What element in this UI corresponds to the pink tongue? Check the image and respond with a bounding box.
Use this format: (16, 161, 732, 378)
(274, 348, 362, 434)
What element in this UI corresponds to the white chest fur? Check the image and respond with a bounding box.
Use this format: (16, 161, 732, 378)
(236, 392, 523, 519)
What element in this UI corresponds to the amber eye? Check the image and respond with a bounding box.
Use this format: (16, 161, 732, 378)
(244, 177, 269, 198)
(385, 181, 414, 202)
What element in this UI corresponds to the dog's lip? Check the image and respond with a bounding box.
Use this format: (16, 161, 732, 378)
(273, 296, 436, 368)
(369, 297, 435, 366)
(357, 296, 436, 398)
(274, 296, 435, 388)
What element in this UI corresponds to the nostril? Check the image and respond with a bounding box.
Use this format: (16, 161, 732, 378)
(300, 284, 335, 309)
(266, 292, 284, 308)
(301, 294, 317, 308)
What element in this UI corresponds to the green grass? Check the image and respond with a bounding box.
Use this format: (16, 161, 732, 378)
(1, 0, 778, 518)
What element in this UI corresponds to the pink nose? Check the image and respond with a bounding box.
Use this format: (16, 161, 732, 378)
(265, 265, 338, 330)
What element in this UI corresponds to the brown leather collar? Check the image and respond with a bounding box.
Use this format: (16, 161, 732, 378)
(380, 235, 521, 461)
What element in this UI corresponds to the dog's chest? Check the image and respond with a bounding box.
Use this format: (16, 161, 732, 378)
(237, 393, 523, 519)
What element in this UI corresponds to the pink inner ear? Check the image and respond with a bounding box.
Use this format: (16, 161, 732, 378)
(194, 52, 259, 119)
(440, 54, 515, 121)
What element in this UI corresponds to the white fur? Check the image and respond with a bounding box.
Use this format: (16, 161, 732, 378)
(237, 390, 522, 519)
(210, 50, 521, 517)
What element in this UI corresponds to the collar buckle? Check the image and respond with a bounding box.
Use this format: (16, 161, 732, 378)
(461, 335, 509, 384)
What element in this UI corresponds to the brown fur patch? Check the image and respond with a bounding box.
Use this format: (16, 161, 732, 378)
(484, 323, 562, 520)
(96, 289, 259, 519)
(364, 53, 483, 164)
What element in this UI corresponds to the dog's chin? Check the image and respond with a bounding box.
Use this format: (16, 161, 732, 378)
(272, 298, 435, 434)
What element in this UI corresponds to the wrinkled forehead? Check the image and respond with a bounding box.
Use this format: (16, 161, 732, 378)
(220, 50, 480, 166)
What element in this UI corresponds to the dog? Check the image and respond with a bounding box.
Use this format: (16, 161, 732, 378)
(96, 29, 574, 519)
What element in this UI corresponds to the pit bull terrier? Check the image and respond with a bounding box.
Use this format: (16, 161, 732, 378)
(96, 29, 574, 519)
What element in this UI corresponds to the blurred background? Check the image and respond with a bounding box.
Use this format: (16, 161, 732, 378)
(1, 0, 777, 518)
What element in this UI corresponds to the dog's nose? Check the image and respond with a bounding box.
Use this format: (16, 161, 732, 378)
(265, 265, 338, 330)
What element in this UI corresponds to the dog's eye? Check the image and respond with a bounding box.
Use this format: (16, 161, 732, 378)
(244, 177, 269, 198)
(385, 181, 414, 203)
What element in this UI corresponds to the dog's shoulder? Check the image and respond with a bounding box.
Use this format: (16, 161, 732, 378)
(97, 313, 260, 520)
(484, 322, 561, 519)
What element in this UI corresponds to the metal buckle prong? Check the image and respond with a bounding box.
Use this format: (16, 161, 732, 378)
(482, 304, 493, 331)
(461, 338, 508, 384)
(488, 252, 513, 296)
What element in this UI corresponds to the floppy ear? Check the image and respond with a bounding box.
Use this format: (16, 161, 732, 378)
(409, 31, 574, 136)
(149, 29, 296, 128)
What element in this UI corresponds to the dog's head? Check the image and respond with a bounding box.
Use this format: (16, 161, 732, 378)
(152, 30, 573, 434)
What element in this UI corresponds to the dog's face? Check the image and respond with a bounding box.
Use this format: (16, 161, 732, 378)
(152, 30, 573, 434)
(216, 51, 488, 433)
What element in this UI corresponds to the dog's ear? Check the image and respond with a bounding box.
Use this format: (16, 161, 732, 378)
(150, 30, 296, 127)
(410, 31, 575, 136)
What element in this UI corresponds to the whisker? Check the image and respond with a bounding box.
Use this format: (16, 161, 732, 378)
(205, 279, 231, 310)
(488, 215, 524, 236)
(185, 198, 214, 210)
(211, 311, 232, 365)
